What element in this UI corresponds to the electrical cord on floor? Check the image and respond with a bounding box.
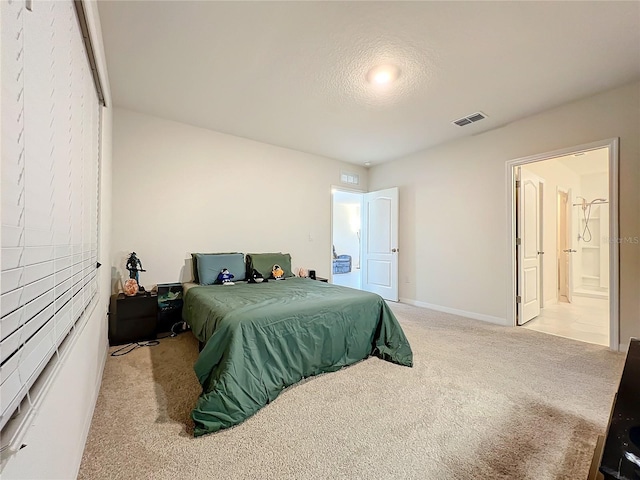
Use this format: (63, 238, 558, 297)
(110, 340, 160, 357)
(110, 321, 190, 357)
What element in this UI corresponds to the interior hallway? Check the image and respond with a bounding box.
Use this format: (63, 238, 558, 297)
(522, 296, 609, 347)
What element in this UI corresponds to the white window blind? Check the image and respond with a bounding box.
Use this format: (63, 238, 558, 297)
(1, 0, 100, 432)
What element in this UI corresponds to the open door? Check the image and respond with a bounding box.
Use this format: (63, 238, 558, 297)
(517, 169, 542, 325)
(361, 187, 398, 301)
(558, 189, 573, 303)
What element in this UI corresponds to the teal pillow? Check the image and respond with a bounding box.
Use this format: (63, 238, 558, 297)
(246, 253, 293, 279)
(195, 253, 245, 285)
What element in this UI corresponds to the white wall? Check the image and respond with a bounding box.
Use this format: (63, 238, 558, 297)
(111, 108, 369, 288)
(369, 81, 640, 345)
(521, 162, 581, 305)
(1, 2, 112, 478)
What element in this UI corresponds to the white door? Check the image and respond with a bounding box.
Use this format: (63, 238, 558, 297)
(517, 169, 542, 325)
(361, 187, 399, 301)
(564, 189, 574, 303)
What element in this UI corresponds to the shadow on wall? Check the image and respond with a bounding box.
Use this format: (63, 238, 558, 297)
(112, 251, 132, 294)
(111, 266, 122, 295)
(179, 255, 191, 283)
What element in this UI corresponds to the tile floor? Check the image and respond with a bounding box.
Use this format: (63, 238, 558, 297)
(331, 269, 361, 289)
(522, 295, 609, 346)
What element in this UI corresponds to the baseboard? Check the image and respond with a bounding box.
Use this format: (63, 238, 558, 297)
(619, 342, 629, 353)
(399, 298, 509, 326)
(71, 333, 109, 479)
(573, 291, 609, 300)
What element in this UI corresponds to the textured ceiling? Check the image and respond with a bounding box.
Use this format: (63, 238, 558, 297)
(97, 1, 640, 165)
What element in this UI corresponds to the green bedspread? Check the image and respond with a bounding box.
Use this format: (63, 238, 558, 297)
(183, 278, 413, 437)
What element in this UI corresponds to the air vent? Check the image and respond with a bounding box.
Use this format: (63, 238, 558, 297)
(453, 118, 472, 127)
(452, 111, 487, 127)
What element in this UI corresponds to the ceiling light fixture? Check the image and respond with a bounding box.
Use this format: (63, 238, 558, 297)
(366, 64, 400, 85)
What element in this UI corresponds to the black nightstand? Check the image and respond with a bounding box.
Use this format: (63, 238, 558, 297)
(109, 293, 158, 345)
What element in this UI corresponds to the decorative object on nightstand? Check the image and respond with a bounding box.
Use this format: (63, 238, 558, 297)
(123, 278, 139, 296)
(125, 251, 147, 292)
(306, 270, 328, 282)
(157, 283, 184, 333)
(109, 292, 158, 345)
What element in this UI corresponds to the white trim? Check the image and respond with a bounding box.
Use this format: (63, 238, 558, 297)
(572, 291, 608, 300)
(619, 343, 629, 353)
(71, 334, 109, 480)
(399, 298, 508, 326)
(506, 138, 620, 351)
(609, 140, 620, 352)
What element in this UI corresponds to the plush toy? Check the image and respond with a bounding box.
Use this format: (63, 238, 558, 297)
(247, 268, 268, 284)
(272, 264, 285, 280)
(217, 268, 235, 285)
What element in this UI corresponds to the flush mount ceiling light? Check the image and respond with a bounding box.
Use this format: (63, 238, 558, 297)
(366, 64, 400, 85)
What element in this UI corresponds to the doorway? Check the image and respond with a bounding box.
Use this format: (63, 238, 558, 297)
(507, 139, 620, 350)
(331, 189, 363, 290)
(331, 187, 400, 301)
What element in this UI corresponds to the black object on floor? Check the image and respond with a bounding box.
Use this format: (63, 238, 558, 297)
(599, 338, 640, 479)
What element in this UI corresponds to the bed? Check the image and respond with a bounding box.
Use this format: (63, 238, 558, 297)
(183, 276, 413, 437)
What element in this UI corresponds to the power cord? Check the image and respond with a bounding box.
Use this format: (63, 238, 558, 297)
(110, 321, 189, 357)
(110, 340, 159, 357)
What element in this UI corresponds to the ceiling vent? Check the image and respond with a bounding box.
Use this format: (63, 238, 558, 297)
(452, 112, 487, 127)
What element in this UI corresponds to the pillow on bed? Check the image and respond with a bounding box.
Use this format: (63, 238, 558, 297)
(246, 253, 293, 279)
(195, 253, 246, 285)
(191, 252, 243, 283)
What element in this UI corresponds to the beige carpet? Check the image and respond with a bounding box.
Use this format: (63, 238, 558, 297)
(78, 303, 624, 480)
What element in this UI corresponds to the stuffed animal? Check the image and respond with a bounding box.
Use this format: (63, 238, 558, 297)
(217, 268, 235, 285)
(247, 268, 267, 284)
(272, 264, 285, 280)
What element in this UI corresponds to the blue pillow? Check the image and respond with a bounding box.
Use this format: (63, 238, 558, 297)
(195, 253, 245, 285)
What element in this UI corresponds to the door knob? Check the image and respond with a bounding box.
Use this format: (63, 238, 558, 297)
(391, 248, 398, 253)
(537, 251, 544, 255)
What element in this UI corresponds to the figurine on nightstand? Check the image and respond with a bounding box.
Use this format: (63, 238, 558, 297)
(125, 251, 147, 292)
(217, 268, 235, 285)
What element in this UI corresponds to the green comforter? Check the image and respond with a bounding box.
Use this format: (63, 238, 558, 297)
(183, 278, 413, 437)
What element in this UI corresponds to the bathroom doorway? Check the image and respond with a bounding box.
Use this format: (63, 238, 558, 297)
(507, 139, 619, 350)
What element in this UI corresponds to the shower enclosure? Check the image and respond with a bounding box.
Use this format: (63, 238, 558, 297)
(573, 196, 609, 298)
